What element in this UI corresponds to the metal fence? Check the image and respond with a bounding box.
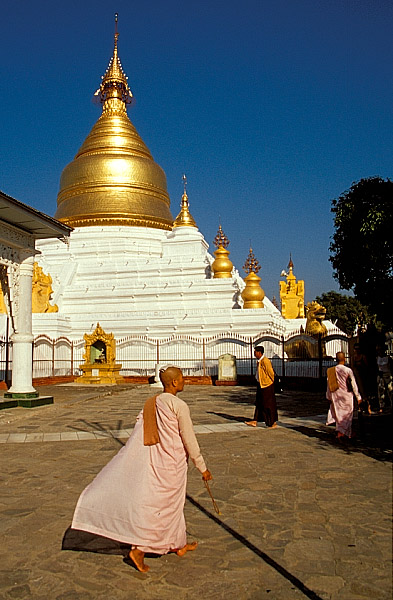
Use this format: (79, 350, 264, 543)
(0, 326, 349, 382)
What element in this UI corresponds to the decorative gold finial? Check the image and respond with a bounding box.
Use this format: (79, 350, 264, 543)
(243, 247, 261, 274)
(212, 224, 232, 278)
(173, 174, 197, 228)
(94, 14, 133, 113)
(213, 224, 230, 249)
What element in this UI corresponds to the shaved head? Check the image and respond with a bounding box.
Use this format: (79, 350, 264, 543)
(336, 352, 345, 363)
(159, 366, 183, 387)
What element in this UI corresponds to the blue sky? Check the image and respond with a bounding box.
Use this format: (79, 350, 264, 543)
(1, 0, 392, 302)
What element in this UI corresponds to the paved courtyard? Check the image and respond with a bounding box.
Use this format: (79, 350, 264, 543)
(0, 383, 391, 600)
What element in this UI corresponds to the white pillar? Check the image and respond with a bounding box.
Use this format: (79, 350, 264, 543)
(8, 253, 37, 396)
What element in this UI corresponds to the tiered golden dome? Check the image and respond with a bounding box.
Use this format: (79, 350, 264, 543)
(55, 16, 173, 229)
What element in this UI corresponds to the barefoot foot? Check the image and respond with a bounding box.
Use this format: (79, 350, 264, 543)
(269, 423, 278, 429)
(176, 541, 198, 557)
(129, 548, 149, 572)
(245, 421, 257, 427)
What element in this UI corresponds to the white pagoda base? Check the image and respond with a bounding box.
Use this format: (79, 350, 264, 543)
(31, 224, 285, 339)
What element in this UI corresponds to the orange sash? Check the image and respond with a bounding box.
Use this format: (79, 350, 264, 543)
(327, 366, 339, 392)
(143, 395, 160, 446)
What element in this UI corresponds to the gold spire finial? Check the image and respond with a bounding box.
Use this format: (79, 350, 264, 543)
(173, 174, 197, 228)
(288, 253, 294, 270)
(213, 224, 230, 249)
(243, 247, 261, 275)
(93, 14, 133, 113)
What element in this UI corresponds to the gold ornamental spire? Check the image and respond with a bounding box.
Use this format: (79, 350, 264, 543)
(243, 247, 261, 275)
(211, 224, 233, 278)
(173, 175, 197, 228)
(93, 13, 133, 115)
(55, 16, 173, 230)
(241, 247, 265, 308)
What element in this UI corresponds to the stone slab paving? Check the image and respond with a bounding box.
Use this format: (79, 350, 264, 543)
(0, 384, 391, 600)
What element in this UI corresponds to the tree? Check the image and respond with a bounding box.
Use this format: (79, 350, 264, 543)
(329, 177, 393, 329)
(315, 291, 373, 336)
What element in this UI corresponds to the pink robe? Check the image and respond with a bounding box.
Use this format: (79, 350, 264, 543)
(326, 364, 361, 437)
(71, 396, 190, 554)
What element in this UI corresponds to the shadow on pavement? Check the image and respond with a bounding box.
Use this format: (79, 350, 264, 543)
(68, 419, 127, 447)
(207, 411, 247, 422)
(186, 494, 323, 600)
(289, 421, 392, 463)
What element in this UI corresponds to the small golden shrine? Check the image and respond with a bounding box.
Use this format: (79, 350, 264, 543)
(211, 225, 233, 278)
(241, 247, 265, 308)
(279, 256, 305, 319)
(77, 323, 124, 384)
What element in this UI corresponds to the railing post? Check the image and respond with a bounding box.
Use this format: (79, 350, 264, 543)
(202, 338, 206, 377)
(250, 337, 253, 376)
(318, 333, 323, 381)
(5, 316, 10, 388)
(156, 339, 160, 364)
(52, 338, 55, 377)
(71, 341, 74, 376)
(281, 335, 285, 382)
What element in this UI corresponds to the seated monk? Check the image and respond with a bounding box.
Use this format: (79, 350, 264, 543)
(70, 366, 212, 573)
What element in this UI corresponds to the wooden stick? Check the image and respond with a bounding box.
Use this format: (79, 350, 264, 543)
(204, 480, 221, 515)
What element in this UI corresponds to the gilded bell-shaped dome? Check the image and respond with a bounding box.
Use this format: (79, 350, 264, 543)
(241, 247, 265, 308)
(55, 18, 173, 229)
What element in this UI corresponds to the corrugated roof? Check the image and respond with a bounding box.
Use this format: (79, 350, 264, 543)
(0, 190, 72, 240)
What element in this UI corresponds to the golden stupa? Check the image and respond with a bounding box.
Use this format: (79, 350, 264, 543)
(55, 15, 173, 229)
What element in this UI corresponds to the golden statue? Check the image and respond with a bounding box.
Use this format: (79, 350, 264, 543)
(279, 256, 305, 319)
(241, 247, 265, 308)
(211, 225, 233, 278)
(305, 301, 327, 336)
(0, 262, 58, 313)
(32, 263, 58, 313)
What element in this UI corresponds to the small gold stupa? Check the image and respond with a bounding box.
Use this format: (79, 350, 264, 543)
(211, 225, 233, 278)
(172, 175, 197, 228)
(55, 15, 173, 230)
(241, 247, 265, 308)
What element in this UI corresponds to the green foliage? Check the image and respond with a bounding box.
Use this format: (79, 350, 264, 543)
(315, 291, 373, 336)
(329, 177, 393, 328)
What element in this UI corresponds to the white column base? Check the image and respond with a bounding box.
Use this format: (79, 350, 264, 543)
(7, 333, 37, 395)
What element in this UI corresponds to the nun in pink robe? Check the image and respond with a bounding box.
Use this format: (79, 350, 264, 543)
(71, 392, 207, 554)
(326, 363, 361, 438)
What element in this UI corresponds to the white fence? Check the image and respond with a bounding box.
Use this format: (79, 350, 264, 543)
(0, 327, 348, 381)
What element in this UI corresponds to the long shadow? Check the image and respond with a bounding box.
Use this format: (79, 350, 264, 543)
(186, 494, 323, 600)
(68, 418, 127, 447)
(221, 389, 256, 405)
(288, 424, 392, 463)
(207, 411, 248, 422)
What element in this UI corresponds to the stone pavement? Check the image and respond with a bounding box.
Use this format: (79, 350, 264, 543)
(0, 384, 391, 600)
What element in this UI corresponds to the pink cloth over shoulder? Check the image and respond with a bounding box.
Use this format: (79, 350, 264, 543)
(326, 364, 361, 437)
(71, 395, 192, 554)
